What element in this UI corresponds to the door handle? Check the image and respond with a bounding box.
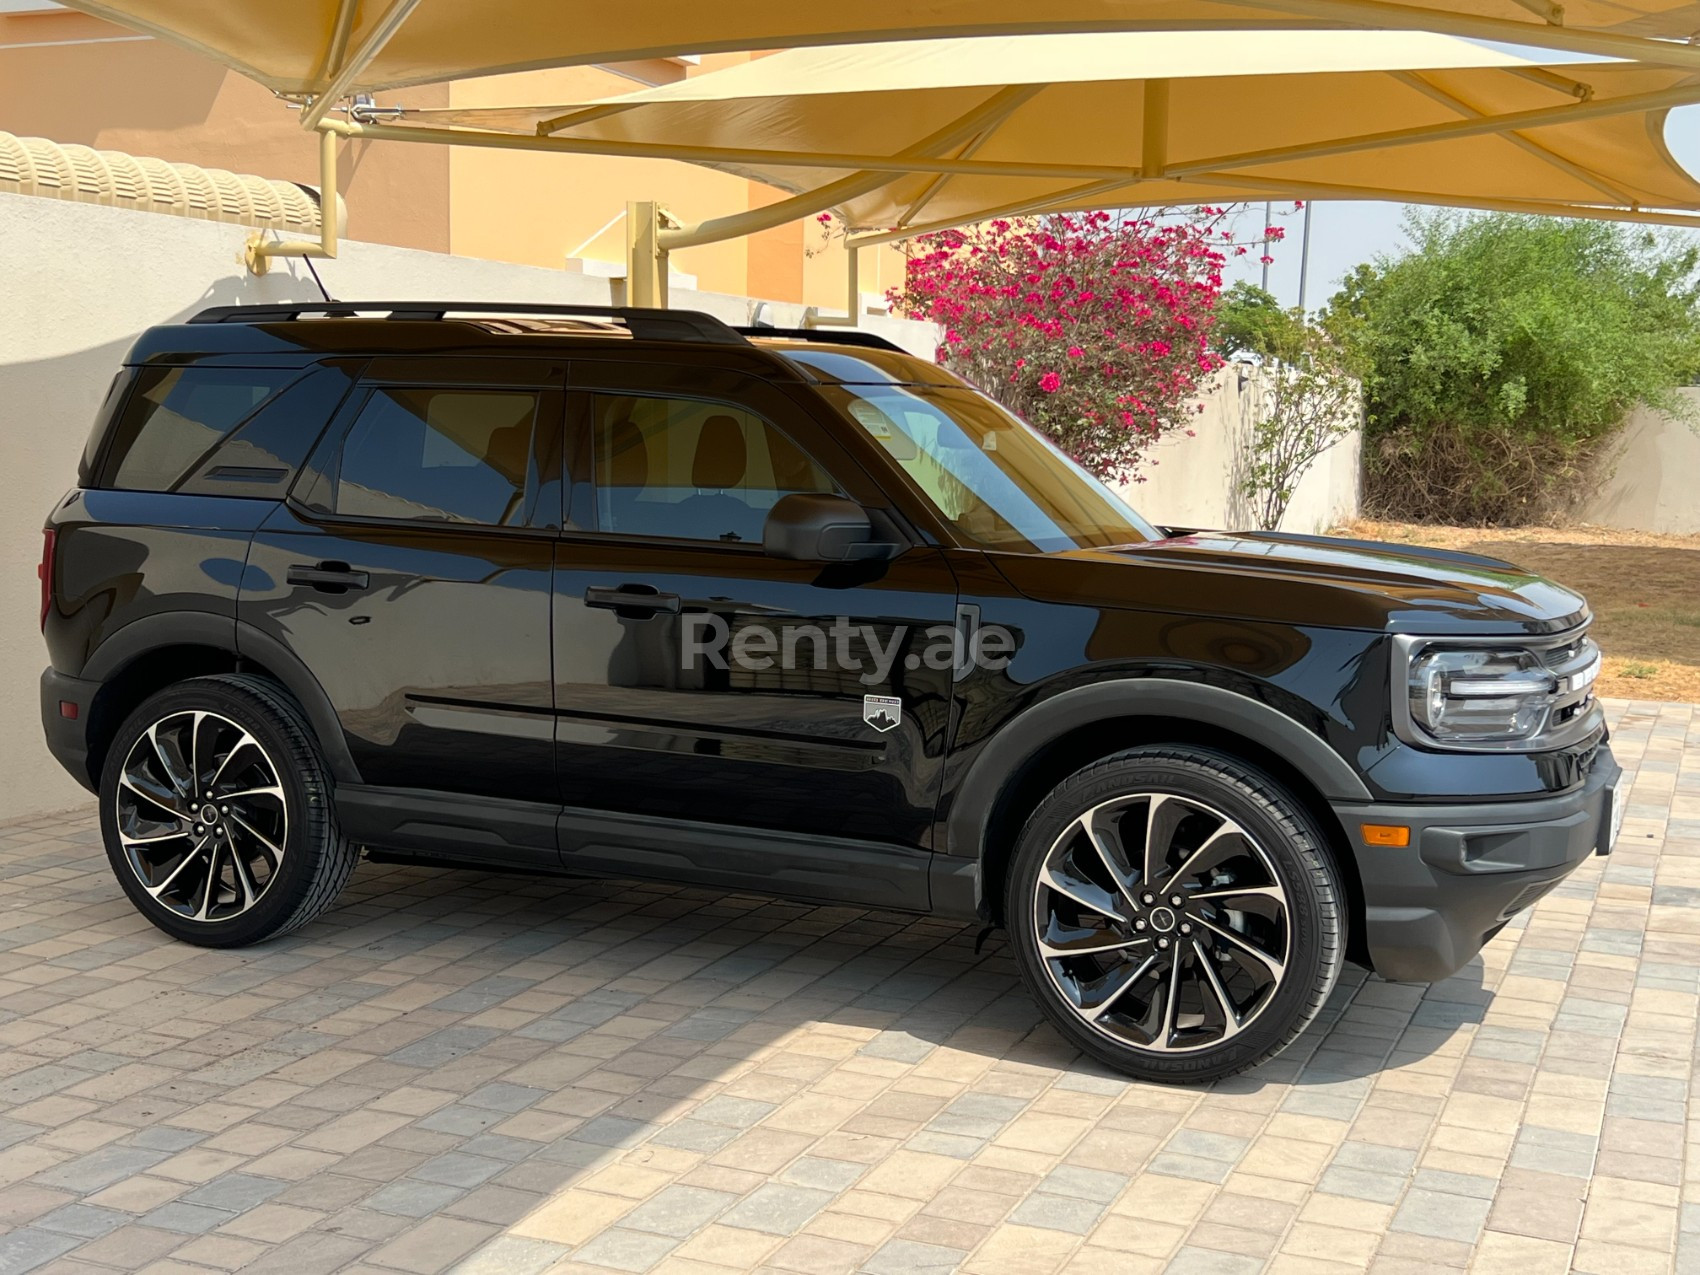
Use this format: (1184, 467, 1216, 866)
(288, 561, 370, 593)
(584, 583, 682, 617)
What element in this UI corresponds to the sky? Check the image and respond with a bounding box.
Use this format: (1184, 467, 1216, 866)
(1221, 43, 1700, 311)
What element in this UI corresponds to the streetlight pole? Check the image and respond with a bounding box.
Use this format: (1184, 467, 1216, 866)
(1296, 200, 1314, 314)
(1260, 199, 1272, 293)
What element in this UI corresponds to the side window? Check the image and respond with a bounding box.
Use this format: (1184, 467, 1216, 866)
(330, 387, 540, 526)
(101, 366, 297, 492)
(592, 394, 839, 543)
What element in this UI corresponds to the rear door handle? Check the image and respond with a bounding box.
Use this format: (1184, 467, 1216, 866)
(288, 561, 370, 593)
(584, 583, 681, 617)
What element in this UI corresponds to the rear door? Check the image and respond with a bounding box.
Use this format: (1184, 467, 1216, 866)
(242, 357, 563, 811)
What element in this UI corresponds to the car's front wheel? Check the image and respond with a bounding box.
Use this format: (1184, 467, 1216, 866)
(1007, 745, 1344, 1083)
(99, 674, 357, 947)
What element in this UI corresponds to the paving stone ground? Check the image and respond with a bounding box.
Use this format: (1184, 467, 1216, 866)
(0, 699, 1695, 1275)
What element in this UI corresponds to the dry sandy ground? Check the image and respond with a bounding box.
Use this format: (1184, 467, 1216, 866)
(1341, 520, 1700, 703)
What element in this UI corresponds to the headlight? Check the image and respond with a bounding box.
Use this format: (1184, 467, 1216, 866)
(1407, 646, 1558, 743)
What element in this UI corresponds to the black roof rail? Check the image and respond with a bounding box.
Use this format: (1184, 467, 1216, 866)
(736, 326, 906, 353)
(187, 301, 749, 346)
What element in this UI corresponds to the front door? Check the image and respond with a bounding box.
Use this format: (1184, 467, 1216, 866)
(552, 361, 959, 850)
(242, 357, 563, 807)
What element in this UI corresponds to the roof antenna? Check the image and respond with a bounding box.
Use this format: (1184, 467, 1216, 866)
(303, 254, 335, 303)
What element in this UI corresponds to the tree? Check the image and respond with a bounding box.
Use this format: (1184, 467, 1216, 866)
(889, 210, 1235, 481)
(1336, 211, 1700, 524)
(1215, 283, 1361, 530)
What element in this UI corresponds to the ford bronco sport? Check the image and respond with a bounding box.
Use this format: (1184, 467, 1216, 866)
(39, 302, 1621, 1083)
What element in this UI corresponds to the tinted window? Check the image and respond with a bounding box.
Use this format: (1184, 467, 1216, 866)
(592, 394, 838, 543)
(103, 367, 296, 492)
(823, 383, 1158, 552)
(332, 388, 539, 526)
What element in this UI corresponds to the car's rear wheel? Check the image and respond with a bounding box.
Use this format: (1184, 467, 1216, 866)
(1007, 745, 1343, 1083)
(99, 674, 357, 947)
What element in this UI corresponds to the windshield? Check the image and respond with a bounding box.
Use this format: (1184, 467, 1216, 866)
(820, 383, 1160, 553)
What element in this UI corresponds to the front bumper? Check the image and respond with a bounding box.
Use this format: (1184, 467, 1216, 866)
(1333, 742, 1620, 982)
(41, 666, 100, 793)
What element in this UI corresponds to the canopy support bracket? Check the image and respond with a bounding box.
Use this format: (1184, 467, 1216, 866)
(245, 126, 339, 275)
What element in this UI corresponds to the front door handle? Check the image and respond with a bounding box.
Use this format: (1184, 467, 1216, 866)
(288, 561, 370, 593)
(584, 583, 682, 618)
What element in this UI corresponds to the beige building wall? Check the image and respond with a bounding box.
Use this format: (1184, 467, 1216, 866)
(0, 6, 903, 307)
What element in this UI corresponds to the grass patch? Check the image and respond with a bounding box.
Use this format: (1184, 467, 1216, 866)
(1341, 520, 1700, 703)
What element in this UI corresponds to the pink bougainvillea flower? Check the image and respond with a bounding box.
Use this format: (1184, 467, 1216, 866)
(1039, 371, 1063, 393)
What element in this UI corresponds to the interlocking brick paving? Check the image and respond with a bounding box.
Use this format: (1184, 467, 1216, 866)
(0, 700, 1694, 1275)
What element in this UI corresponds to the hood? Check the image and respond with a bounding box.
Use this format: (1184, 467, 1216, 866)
(993, 530, 1589, 636)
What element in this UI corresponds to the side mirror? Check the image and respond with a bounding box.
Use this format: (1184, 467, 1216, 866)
(763, 493, 897, 562)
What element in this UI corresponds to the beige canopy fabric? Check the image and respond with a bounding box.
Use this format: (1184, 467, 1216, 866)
(364, 32, 1700, 234)
(49, 0, 1700, 99)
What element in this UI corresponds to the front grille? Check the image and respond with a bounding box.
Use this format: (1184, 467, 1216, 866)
(1542, 632, 1602, 731)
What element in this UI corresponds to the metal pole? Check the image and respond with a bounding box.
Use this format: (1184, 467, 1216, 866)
(1260, 199, 1271, 292)
(1297, 200, 1314, 314)
(246, 125, 340, 274)
(624, 200, 672, 309)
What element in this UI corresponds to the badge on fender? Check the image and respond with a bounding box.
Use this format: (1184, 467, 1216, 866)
(862, 695, 901, 733)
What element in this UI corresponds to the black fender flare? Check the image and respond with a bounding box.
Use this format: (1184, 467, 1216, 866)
(946, 678, 1371, 865)
(81, 611, 360, 784)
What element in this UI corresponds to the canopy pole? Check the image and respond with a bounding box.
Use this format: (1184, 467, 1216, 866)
(336, 120, 1113, 179)
(1392, 70, 1634, 204)
(1218, 0, 1700, 71)
(301, 0, 423, 130)
(624, 199, 677, 309)
(626, 84, 1039, 308)
(246, 125, 339, 274)
(804, 243, 863, 329)
(1169, 81, 1700, 179)
(1186, 170, 1700, 227)
(1142, 80, 1170, 179)
(848, 176, 1144, 248)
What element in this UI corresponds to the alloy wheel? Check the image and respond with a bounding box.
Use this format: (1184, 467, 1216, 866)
(1032, 792, 1291, 1053)
(113, 710, 288, 922)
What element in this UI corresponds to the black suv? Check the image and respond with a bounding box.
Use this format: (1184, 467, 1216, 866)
(40, 302, 1620, 1083)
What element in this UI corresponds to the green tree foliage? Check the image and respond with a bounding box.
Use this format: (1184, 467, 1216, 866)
(1336, 211, 1700, 524)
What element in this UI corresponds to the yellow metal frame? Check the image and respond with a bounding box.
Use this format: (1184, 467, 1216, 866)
(255, 60, 1700, 297)
(244, 126, 339, 275)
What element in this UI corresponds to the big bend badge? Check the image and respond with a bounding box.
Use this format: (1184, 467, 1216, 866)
(862, 695, 902, 733)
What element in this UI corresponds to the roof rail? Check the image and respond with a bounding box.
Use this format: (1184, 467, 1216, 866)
(187, 302, 748, 346)
(736, 326, 906, 353)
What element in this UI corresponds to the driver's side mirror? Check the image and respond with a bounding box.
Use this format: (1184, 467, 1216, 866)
(763, 493, 898, 562)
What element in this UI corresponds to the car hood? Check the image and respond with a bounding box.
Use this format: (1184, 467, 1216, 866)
(992, 530, 1589, 636)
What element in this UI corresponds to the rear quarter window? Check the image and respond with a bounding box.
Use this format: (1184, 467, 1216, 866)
(99, 366, 298, 492)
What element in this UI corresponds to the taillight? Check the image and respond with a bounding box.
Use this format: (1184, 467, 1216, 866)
(38, 528, 56, 630)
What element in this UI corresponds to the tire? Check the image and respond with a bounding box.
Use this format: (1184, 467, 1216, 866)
(98, 674, 358, 947)
(1006, 745, 1343, 1084)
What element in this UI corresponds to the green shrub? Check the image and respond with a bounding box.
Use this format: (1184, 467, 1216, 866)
(1333, 212, 1700, 524)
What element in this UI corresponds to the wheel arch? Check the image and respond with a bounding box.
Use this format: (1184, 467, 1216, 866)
(80, 613, 358, 787)
(951, 681, 1369, 963)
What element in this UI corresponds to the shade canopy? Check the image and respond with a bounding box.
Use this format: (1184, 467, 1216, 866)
(50, 0, 1700, 98)
(364, 32, 1700, 235)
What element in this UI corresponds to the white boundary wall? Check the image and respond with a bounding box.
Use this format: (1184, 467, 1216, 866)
(1577, 391, 1700, 535)
(1120, 362, 1363, 535)
(2, 195, 1359, 822)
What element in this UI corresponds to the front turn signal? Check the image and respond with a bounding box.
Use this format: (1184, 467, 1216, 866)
(1361, 823, 1411, 848)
